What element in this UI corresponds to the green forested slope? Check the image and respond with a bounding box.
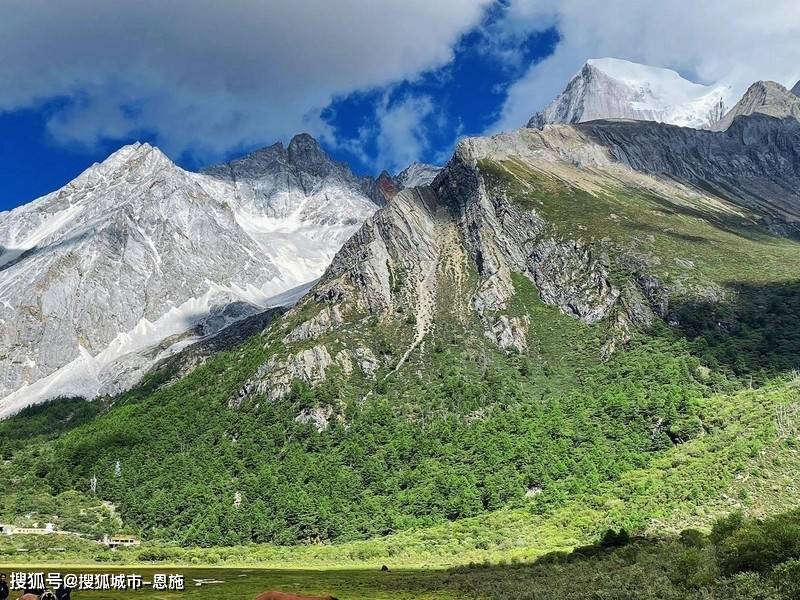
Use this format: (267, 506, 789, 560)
(1, 139, 799, 571)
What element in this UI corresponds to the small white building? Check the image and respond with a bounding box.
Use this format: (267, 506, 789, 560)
(0, 522, 55, 535)
(103, 534, 141, 549)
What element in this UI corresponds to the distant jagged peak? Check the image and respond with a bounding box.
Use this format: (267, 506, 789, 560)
(711, 80, 800, 131)
(528, 57, 732, 130)
(396, 161, 442, 188)
(201, 132, 368, 193)
(286, 132, 329, 166)
(790, 79, 800, 97)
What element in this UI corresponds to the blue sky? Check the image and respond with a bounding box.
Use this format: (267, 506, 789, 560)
(2, 0, 799, 212)
(0, 1, 556, 211)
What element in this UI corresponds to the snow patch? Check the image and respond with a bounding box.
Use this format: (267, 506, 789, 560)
(0, 280, 313, 419)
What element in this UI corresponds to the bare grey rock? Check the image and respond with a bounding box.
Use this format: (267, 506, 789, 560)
(283, 305, 343, 343)
(0, 133, 379, 417)
(295, 406, 333, 432)
(396, 162, 442, 188)
(253, 344, 332, 401)
(335, 350, 354, 376)
(579, 116, 800, 229)
(485, 315, 529, 352)
(354, 347, 379, 377)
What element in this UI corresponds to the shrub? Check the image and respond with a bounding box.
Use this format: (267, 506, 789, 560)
(770, 559, 800, 599)
(710, 511, 744, 544)
(716, 511, 800, 576)
(672, 547, 715, 588)
(679, 528, 706, 548)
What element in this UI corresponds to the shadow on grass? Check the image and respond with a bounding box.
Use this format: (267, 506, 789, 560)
(669, 280, 800, 382)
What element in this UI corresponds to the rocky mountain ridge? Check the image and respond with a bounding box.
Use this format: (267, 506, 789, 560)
(396, 162, 442, 188)
(711, 80, 800, 131)
(232, 113, 800, 406)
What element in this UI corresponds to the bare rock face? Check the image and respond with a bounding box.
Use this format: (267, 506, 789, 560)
(316, 186, 442, 317)
(792, 81, 800, 97)
(353, 347, 379, 377)
(395, 162, 442, 188)
(283, 305, 344, 343)
(527, 239, 618, 324)
(485, 315, 529, 352)
(579, 116, 800, 229)
(254, 345, 333, 402)
(711, 81, 800, 131)
(295, 406, 333, 432)
(435, 137, 625, 328)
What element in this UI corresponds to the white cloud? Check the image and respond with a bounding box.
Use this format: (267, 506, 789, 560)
(491, 0, 800, 132)
(0, 0, 492, 159)
(374, 94, 437, 173)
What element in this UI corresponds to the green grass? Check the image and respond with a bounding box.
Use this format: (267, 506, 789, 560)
(4, 509, 800, 599)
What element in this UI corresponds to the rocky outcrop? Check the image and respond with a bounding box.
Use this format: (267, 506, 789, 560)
(434, 137, 626, 328)
(352, 347, 379, 377)
(396, 162, 442, 188)
(485, 315, 529, 352)
(294, 406, 333, 432)
(711, 81, 800, 131)
(316, 186, 441, 317)
(253, 344, 333, 402)
(792, 81, 800, 97)
(283, 305, 344, 343)
(232, 341, 380, 405)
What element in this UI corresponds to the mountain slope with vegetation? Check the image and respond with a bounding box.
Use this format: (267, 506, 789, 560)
(1, 115, 799, 575)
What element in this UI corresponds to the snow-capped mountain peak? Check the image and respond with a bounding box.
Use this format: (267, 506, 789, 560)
(0, 134, 380, 416)
(529, 57, 733, 130)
